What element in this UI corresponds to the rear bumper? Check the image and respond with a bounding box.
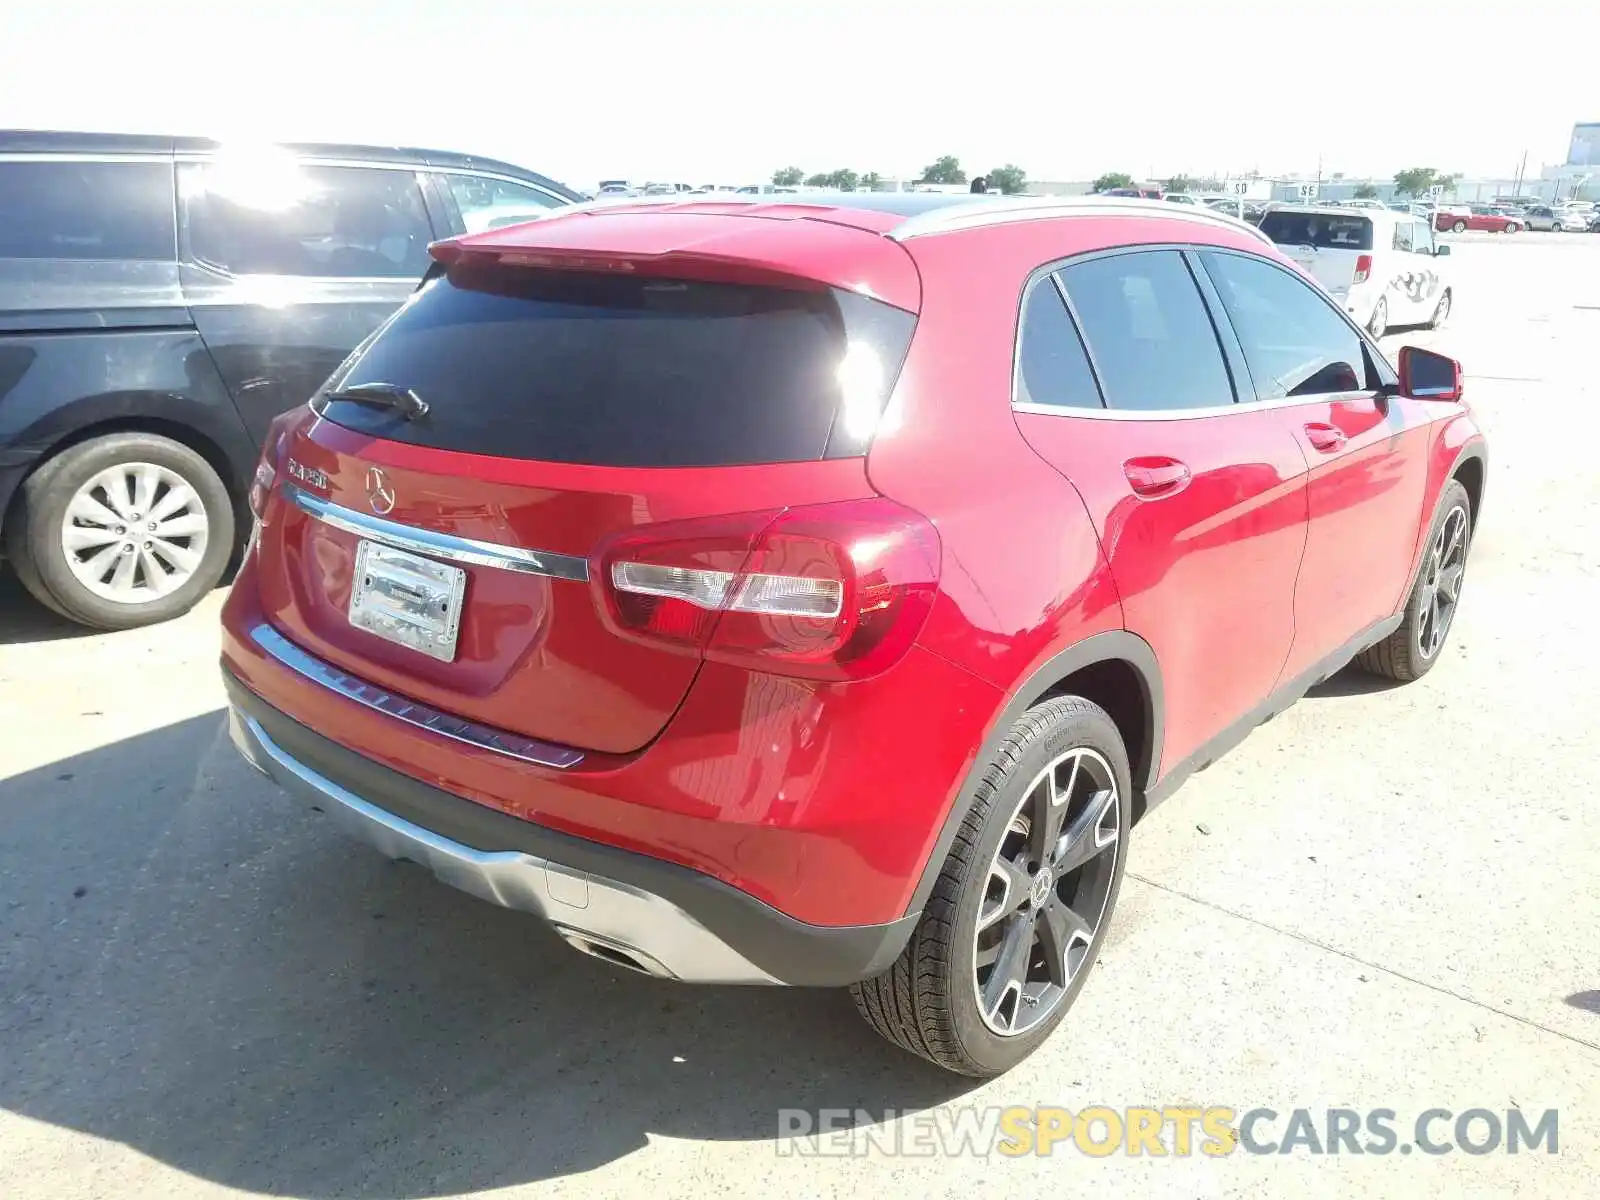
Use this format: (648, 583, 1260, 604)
(225, 670, 918, 986)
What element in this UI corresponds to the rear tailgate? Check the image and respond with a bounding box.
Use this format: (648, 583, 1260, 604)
(253, 218, 918, 755)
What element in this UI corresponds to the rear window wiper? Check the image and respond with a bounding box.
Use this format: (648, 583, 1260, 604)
(323, 382, 430, 420)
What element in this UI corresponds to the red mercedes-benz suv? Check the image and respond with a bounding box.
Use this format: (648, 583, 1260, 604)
(221, 193, 1487, 1076)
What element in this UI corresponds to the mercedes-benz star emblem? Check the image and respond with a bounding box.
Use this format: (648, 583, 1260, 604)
(366, 467, 396, 516)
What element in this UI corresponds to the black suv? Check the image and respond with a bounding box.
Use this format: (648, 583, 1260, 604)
(0, 130, 578, 629)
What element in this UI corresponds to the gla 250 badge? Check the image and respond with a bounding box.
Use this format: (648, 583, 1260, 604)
(285, 458, 329, 492)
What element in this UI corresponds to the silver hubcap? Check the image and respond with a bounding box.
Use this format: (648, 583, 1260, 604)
(973, 747, 1121, 1037)
(1369, 301, 1386, 338)
(1418, 506, 1468, 659)
(60, 462, 210, 604)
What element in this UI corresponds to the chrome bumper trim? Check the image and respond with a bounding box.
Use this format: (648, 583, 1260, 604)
(283, 483, 590, 582)
(229, 709, 779, 985)
(250, 623, 583, 769)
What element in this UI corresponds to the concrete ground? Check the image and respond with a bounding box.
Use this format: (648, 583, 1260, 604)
(1, 233, 1596, 1198)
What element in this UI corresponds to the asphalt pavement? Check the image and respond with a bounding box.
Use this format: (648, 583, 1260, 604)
(1, 232, 1596, 1198)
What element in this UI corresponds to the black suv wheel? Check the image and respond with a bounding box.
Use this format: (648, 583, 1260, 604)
(6, 432, 234, 630)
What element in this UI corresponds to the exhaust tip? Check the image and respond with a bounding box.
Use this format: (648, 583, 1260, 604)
(557, 929, 674, 979)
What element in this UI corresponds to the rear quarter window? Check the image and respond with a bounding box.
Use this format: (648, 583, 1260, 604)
(317, 266, 916, 467)
(0, 160, 175, 261)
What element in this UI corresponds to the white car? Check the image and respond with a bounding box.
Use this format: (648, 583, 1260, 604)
(1257, 205, 1452, 338)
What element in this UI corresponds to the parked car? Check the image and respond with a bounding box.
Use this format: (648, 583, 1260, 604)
(1258, 204, 1453, 337)
(0, 130, 578, 630)
(1523, 205, 1589, 232)
(223, 191, 1486, 1076)
(1435, 205, 1523, 233)
(1101, 185, 1163, 199)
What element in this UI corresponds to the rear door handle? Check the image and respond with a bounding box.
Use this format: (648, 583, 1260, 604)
(1304, 423, 1348, 452)
(1123, 457, 1191, 498)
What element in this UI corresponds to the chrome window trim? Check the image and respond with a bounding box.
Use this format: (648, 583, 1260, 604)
(173, 153, 421, 172)
(0, 152, 173, 164)
(283, 483, 590, 582)
(1014, 389, 1379, 422)
(247, 623, 583, 769)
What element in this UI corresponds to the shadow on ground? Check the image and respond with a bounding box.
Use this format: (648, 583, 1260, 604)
(0, 713, 972, 1197)
(1304, 663, 1402, 699)
(0, 568, 96, 646)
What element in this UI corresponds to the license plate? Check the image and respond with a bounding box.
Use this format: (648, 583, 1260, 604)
(348, 541, 467, 662)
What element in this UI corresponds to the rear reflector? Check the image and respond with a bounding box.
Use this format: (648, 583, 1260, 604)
(595, 498, 940, 682)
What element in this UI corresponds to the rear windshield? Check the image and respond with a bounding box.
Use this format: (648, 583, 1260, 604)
(1258, 212, 1374, 251)
(316, 266, 915, 467)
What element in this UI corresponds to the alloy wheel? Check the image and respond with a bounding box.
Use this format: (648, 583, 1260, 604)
(973, 747, 1121, 1037)
(59, 461, 211, 604)
(1433, 292, 1452, 326)
(1418, 505, 1468, 660)
(1368, 298, 1388, 340)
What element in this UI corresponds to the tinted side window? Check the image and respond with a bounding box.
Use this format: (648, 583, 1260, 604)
(184, 161, 433, 278)
(445, 174, 564, 234)
(1200, 251, 1369, 400)
(1057, 250, 1234, 412)
(0, 161, 174, 261)
(1014, 277, 1102, 410)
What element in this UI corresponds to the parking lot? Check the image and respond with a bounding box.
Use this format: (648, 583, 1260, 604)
(1, 231, 1596, 1198)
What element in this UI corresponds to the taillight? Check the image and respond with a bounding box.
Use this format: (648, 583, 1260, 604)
(248, 457, 276, 522)
(1353, 253, 1373, 285)
(595, 498, 941, 682)
(246, 421, 293, 552)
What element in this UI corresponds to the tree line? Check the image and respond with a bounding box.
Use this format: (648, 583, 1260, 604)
(771, 156, 1028, 194)
(1088, 168, 1463, 197)
(771, 160, 1467, 200)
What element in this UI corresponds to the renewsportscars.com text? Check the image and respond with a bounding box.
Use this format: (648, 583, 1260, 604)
(776, 1106, 1559, 1158)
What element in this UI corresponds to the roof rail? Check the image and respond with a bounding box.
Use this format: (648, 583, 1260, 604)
(886, 194, 1277, 247)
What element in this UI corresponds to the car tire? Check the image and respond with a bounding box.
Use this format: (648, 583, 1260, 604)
(1367, 297, 1388, 340)
(4, 432, 235, 631)
(1356, 479, 1472, 683)
(1452, 220, 1467, 232)
(1425, 288, 1452, 330)
(849, 695, 1132, 1077)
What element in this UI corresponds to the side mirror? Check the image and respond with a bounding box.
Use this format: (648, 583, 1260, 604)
(1397, 345, 1463, 402)
(1434, 244, 1451, 257)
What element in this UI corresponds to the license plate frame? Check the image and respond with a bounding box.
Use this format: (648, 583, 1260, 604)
(347, 540, 467, 663)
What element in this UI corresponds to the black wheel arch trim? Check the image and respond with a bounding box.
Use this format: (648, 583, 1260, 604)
(1393, 438, 1487, 608)
(903, 629, 1163, 919)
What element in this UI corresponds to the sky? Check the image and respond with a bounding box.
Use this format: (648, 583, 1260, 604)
(3, 0, 1591, 191)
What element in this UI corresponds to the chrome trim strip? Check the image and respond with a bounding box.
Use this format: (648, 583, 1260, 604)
(1013, 389, 1379, 422)
(889, 196, 1277, 248)
(283, 483, 589, 582)
(0, 152, 174, 164)
(249, 623, 584, 769)
(229, 710, 778, 984)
